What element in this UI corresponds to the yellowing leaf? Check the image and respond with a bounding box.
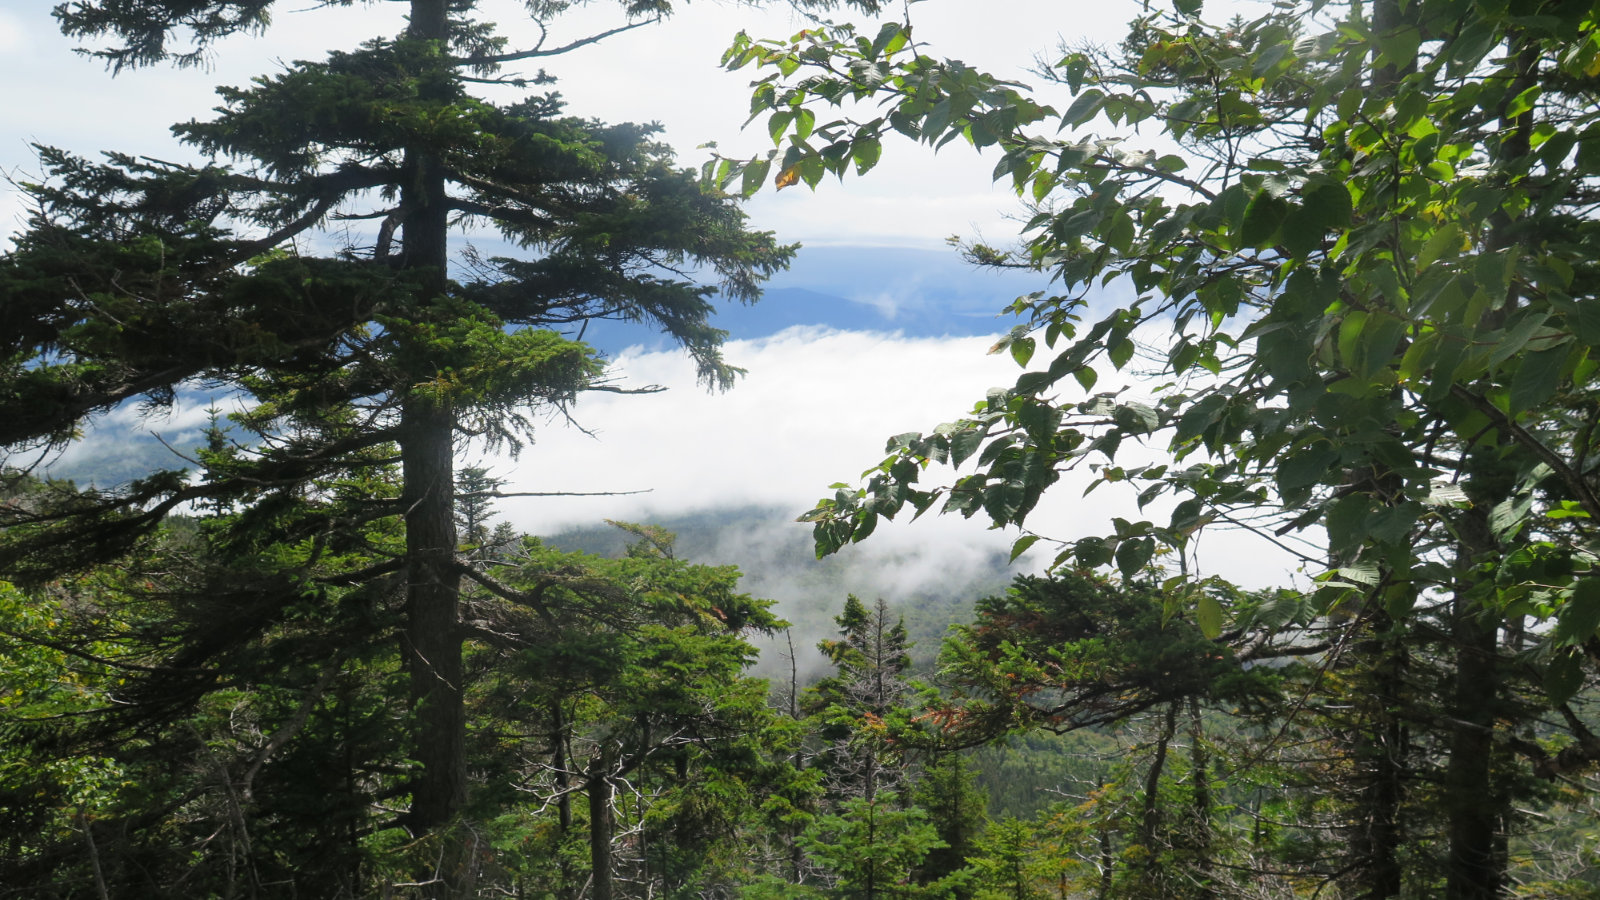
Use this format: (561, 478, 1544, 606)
(774, 166, 801, 190)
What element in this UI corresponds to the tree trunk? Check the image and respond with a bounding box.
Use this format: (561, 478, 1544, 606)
(1351, 618, 1406, 900)
(1187, 699, 1214, 897)
(1140, 704, 1177, 888)
(1444, 507, 1503, 899)
(399, 0, 467, 844)
(553, 706, 575, 900)
(589, 772, 614, 900)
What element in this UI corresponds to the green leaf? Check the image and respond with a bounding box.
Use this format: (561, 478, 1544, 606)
(1195, 592, 1223, 639)
(1108, 338, 1134, 370)
(1326, 494, 1371, 559)
(1555, 578, 1600, 647)
(1239, 189, 1288, 248)
(1061, 89, 1106, 128)
(768, 110, 794, 145)
(1009, 533, 1041, 563)
(794, 108, 817, 142)
(740, 158, 772, 197)
(1337, 310, 1369, 372)
(1011, 336, 1036, 367)
(1545, 650, 1585, 707)
(1115, 535, 1154, 580)
(1416, 223, 1462, 270)
(1487, 310, 1549, 369)
(1279, 180, 1352, 257)
(1375, 25, 1422, 70)
(1384, 584, 1417, 619)
(1075, 536, 1114, 568)
(852, 136, 883, 174)
(1508, 343, 1570, 416)
(950, 428, 986, 467)
(1570, 300, 1600, 346)
(1355, 313, 1409, 381)
(1278, 444, 1339, 491)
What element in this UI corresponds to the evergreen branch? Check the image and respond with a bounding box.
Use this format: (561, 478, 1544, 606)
(0, 626, 210, 677)
(313, 557, 406, 587)
(238, 652, 346, 802)
(449, 197, 558, 232)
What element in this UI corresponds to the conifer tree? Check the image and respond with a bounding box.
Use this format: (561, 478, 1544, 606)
(0, 0, 879, 892)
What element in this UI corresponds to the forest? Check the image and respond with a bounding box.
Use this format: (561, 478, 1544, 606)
(2, 0, 1599, 897)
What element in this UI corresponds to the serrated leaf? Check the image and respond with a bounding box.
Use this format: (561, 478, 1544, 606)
(1337, 562, 1381, 585)
(950, 428, 986, 467)
(1423, 481, 1471, 507)
(1509, 342, 1571, 416)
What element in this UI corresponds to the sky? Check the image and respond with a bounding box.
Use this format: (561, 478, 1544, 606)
(3, 0, 1311, 594)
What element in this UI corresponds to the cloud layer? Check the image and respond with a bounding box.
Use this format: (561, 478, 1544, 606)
(484, 326, 1310, 591)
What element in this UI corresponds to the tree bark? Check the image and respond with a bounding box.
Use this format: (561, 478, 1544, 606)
(401, 398, 467, 823)
(589, 771, 614, 900)
(399, 0, 467, 844)
(1444, 507, 1503, 900)
(1140, 704, 1177, 888)
(1351, 618, 1406, 900)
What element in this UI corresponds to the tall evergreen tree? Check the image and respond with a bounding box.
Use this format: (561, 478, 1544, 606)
(1, 0, 879, 894)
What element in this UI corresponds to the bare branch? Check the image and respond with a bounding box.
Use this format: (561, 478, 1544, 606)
(452, 18, 661, 67)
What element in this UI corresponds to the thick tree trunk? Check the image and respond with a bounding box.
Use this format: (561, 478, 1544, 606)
(401, 398, 467, 826)
(394, 9, 472, 900)
(399, 0, 466, 844)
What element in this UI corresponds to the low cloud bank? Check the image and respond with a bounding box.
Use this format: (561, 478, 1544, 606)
(488, 326, 1307, 592)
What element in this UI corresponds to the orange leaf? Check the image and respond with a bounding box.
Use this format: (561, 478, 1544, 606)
(774, 166, 801, 190)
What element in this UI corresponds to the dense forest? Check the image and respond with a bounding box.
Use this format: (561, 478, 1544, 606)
(3, 0, 1600, 897)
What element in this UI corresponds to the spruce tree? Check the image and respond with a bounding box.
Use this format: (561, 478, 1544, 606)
(1, 0, 878, 892)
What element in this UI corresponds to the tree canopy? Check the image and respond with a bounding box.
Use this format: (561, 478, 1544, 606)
(719, 0, 1600, 895)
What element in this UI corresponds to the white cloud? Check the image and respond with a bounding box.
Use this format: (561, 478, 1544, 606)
(0, 12, 23, 53)
(485, 326, 1012, 523)
(485, 326, 1307, 590)
(0, 1, 1168, 252)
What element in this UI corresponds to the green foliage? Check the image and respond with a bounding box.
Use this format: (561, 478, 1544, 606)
(935, 572, 1281, 738)
(3, 0, 813, 890)
(798, 794, 950, 900)
(730, 1, 1600, 655)
(721, 5, 1600, 894)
